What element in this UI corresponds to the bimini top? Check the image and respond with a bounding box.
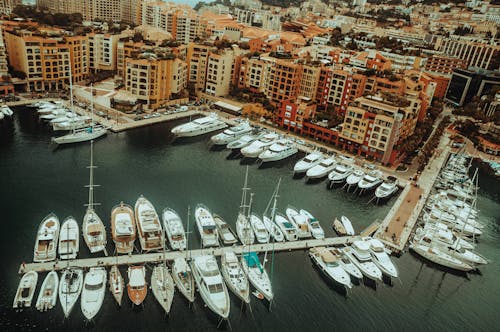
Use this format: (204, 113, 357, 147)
(243, 252, 263, 271)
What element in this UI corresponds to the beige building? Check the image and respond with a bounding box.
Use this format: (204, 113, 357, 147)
(437, 36, 500, 71)
(205, 47, 241, 97)
(186, 43, 216, 95)
(37, 0, 124, 22)
(0, 27, 8, 76)
(88, 33, 126, 71)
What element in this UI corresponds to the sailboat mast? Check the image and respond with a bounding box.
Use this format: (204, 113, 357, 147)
(87, 140, 94, 210)
(186, 206, 191, 261)
(453, 167, 478, 250)
(240, 166, 250, 215)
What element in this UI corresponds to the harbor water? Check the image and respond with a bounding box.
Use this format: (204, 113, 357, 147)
(0, 108, 499, 331)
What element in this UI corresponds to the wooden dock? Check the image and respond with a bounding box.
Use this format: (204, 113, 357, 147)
(360, 221, 381, 237)
(19, 236, 359, 274)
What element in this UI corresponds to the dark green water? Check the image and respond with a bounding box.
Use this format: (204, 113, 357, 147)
(0, 108, 498, 331)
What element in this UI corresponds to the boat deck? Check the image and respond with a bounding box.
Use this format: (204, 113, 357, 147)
(19, 236, 359, 274)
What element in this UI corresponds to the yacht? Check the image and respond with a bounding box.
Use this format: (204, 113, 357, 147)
(241, 252, 273, 302)
(221, 251, 250, 303)
(151, 264, 175, 314)
(210, 121, 253, 145)
(111, 202, 136, 254)
(286, 206, 311, 239)
(235, 168, 255, 245)
(1, 105, 13, 116)
(171, 113, 227, 137)
(172, 257, 195, 303)
(36, 271, 59, 312)
(109, 265, 124, 306)
(191, 255, 230, 319)
(195, 204, 219, 248)
(424, 211, 482, 237)
(81, 267, 107, 320)
(213, 213, 238, 245)
(240, 132, 280, 158)
(344, 242, 382, 281)
(262, 215, 285, 242)
(299, 209, 325, 239)
(293, 151, 324, 174)
(226, 133, 261, 150)
(345, 169, 365, 190)
(59, 268, 83, 317)
(329, 248, 363, 280)
(365, 238, 399, 278)
(416, 225, 475, 250)
(53, 125, 107, 145)
(306, 157, 337, 179)
(162, 208, 187, 250)
(275, 212, 298, 241)
(309, 247, 352, 289)
(33, 213, 59, 262)
(127, 265, 148, 305)
(340, 216, 355, 236)
(375, 179, 399, 200)
(258, 139, 298, 162)
(135, 195, 164, 252)
(40, 109, 67, 120)
(327, 164, 353, 187)
(0, 111, 3, 120)
(13, 271, 38, 309)
(58, 217, 79, 260)
(250, 213, 270, 243)
(410, 242, 474, 272)
(358, 170, 383, 192)
(52, 116, 91, 131)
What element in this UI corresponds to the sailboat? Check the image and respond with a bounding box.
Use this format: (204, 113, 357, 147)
(236, 166, 255, 245)
(59, 268, 83, 317)
(151, 264, 175, 314)
(82, 141, 107, 254)
(241, 252, 273, 302)
(172, 207, 195, 303)
(109, 265, 124, 306)
(58, 217, 79, 260)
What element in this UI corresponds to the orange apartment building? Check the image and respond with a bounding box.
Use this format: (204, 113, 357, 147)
(424, 54, 468, 74)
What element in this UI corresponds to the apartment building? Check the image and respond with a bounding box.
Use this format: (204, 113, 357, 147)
(424, 54, 468, 74)
(277, 96, 316, 131)
(205, 48, 240, 97)
(0, 27, 8, 76)
(437, 37, 499, 71)
(299, 63, 321, 101)
(37, 0, 120, 22)
(66, 35, 89, 84)
(88, 33, 125, 72)
(260, 54, 302, 105)
(0, 0, 22, 16)
(186, 43, 216, 95)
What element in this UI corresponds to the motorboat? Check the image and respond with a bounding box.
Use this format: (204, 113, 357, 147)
(275, 212, 298, 241)
(226, 133, 261, 150)
(241, 252, 273, 302)
(344, 242, 382, 281)
(172, 257, 195, 303)
(36, 271, 59, 312)
(262, 215, 285, 242)
(151, 264, 175, 314)
(258, 139, 298, 162)
(299, 209, 325, 239)
(329, 248, 363, 280)
(210, 121, 253, 145)
(127, 265, 148, 305)
(286, 206, 311, 239)
(53, 125, 107, 145)
(375, 179, 399, 200)
(58, 217, 79, 260)
(111, 202, 136, 254)
(309, 247, 352, 289)
(358, 170, 383, 192)
(235, 168, 255, 245)
(221, 251, 250, 303)
(306, 156, 336, 179)
(1, 105, 13, 116)
(135, 195, 164, 252)
(424, 212, 482, 237)
(365, 238, 399, 278)
(162, 208, 187, 250)
(81, 267, 107, 320)
(52, 116, 91, 131)
(409, 242, 474, 272)
(13, 271, 38, 309)
(0, 111, 3, 120)
(109, 265, 124, 306)
(194, 204, 219, 248)
(332, 218, 347, 236)
(293, 151, 324, 174)
(213, 213, 238, 245)
(327, 164, 353, 186)
(250, 213, 270, 243)
(240, 132, 280, 158)
(33, 213, 59, 263)
(171, 113, 227, 137)
(345, 169, 365, 189)
(40, 109, 67, 120)
(191, 255, 230, 319)
(416, 226, 475, 250)
(340, 216, 355, 236)
(59, 268, 83, 317)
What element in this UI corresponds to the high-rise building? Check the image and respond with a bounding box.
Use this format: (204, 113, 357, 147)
(445, 68, 500, 106)
(437, 37, 500, 71)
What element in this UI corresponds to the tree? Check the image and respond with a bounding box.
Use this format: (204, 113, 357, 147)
(132, 32, 143, 43)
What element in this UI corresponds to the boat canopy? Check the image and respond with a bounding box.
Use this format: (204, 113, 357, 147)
(87, 272, 104, 286)
(320, 249, 337, 264)
(243, 252, 263, 272)
(283, 221, 294, 229)
(129, 268, 145, 287)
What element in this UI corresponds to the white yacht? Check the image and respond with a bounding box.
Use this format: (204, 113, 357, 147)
(53, 125, 107, 145)
(262, 215, 285, 242)
(286, 206, 311, 239)
(221, 251, 250, 303)
(1, 105, 13, 116)
(365, 238, 399, 278)
(358, 170, 383, 192)
(213, 213, 238, 245)
(241, 252, 273, 302)
(162, 208, 187, 250)
(327, 164, 353, 186)
(135, 195, 165, 252)
(52, 116, 91, 131)
(344, 242, 382, 281)
(210, 121, 253, 145)
(258, 139, 298, 162)
(111, 202, 136, 254)
(275, 213, 298, 241)
(195, 204, 219, 248)
(340, 216, 355, 236)
(293, 151, 324, 174)
(59, 268, 83, 317)
(250, 213, 270, 243)
(13, 271, 38, 309)
(345, 169, 365, 190)
(309, 247, 352, 289)
(299, 209, 325, 239)
(191, 255, 230, 319)
(33, 213, 59, 263)
(171, 113, 227, 137)
(410, 242, 474, 272)
(375, 180, 399, 200)
(58, 217, 79, 260)
(172, 257, 195, 303)
(40, 109, 67, 120)
(330, 248, 363, 280)
(240, 132, 280, 158)
(81, 267, 107, 320)
(306, 156, 336, 179)
(226, 133, 260, 150)
(416, 225, 474, 250)
(151, 264, 175, 314)
(36, 271, 59, 312)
